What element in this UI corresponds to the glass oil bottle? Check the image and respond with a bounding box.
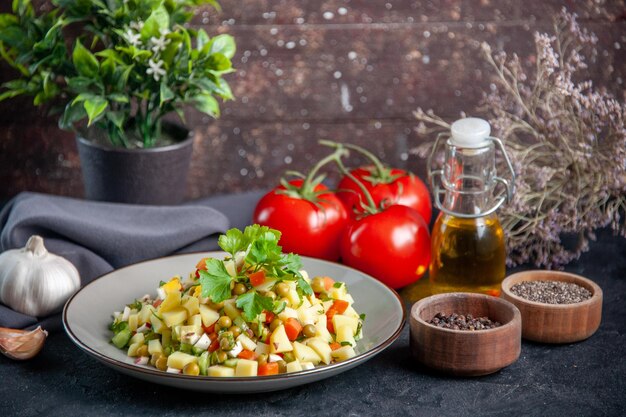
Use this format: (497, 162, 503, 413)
(427, 118, 515, 296)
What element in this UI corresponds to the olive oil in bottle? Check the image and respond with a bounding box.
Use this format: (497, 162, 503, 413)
(429, 213, 505, 296)
(427, 118, 514, 296)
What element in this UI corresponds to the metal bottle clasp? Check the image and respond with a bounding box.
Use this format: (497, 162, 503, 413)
(427, 132, 516, 219)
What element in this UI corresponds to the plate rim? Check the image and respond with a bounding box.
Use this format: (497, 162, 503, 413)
(62, 251, 406, 384)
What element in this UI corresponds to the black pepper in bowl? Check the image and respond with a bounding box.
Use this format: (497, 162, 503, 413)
(427, 312, 502, 330)
(510, 280, 592, 304)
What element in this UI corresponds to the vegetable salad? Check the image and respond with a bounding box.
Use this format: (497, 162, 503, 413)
(109, 225, 365, 377)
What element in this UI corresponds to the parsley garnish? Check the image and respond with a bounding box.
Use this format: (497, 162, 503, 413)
(236, 292, 274, 321)
(199, 259, 233, 302)
(333, 282, 343, 288)
(340, 341, 352, 346)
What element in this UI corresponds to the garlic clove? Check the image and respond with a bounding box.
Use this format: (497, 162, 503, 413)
(0, 326, 48, 360)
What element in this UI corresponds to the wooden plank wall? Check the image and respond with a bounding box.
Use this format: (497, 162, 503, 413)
(0, 0, 624, 200)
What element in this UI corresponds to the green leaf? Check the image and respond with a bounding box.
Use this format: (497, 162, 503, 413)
(209, 34, 236, 59)
(297, 276, 313, 296)
(66, 76, 95, 92)
(196, 29, 209, 51)
(193, 93, 219, 117)
(247, 230, 283, 266)
(236, 292, 274, 322)
(83, 97, 108, 126)
(199, 259, 233, 302)
(108, 93, 129, 103)
(218, 228, 246, 256)
(159, 82, 174, 105)
(206, 52, 231, 72)
(141, 5, 169, 40)
(72, 39, 99, 78)
(106, 111, 125, 129)
(280, 253, 302, 273)
(59, 101, 86, 130)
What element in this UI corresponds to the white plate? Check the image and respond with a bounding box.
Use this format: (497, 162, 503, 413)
(63, 252, 405, 393)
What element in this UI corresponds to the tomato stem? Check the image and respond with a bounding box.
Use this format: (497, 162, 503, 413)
(320, 140, 391, 182)
(319, 141, 379, 215)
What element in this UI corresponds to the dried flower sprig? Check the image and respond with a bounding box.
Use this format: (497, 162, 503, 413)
(414, 8, 625, 269)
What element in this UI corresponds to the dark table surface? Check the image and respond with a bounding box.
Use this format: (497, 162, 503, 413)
(1, 192, 625, 417)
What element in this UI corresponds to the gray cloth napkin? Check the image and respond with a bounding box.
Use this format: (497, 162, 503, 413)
(0, 191, 263, 330)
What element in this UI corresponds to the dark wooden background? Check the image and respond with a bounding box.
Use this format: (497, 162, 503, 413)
(1, 0, 624, 201)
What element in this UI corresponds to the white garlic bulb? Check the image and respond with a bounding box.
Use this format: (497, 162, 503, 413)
(0, 236, 80, 317)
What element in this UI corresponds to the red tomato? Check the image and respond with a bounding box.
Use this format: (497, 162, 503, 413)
(337, 166, 432, 224)
(340, 205, 431, 289)
(253, 179, 348, 261)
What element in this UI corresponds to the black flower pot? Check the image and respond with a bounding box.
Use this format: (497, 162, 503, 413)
(76, 124, 193, 205)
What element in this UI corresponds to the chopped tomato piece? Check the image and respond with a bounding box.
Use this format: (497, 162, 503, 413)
(284, 317, 303, 341)
(195, 257, 210, 271)
(331, 299, 350, 315)
(258, 362, 279, 376)
(264, 311, 275, 324)
(208, 338, 220, 352)
(237, 349, 256, 360)
(329, 342, 341, 351)
(249, 270, 266, 287)
(323, 277, 335, 291)
(326, 317, 335, 334)
(202, 323, 216, 334)
(208, 332, 218, 342)
(152, 299, 162, 308)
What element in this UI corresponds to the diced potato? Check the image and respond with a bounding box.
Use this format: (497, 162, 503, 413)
(286, 360, 303, 373)
(172, 325, 182, 341)
(223, 300, 241, 321)
(127, 342, 142, 357)
(148, 339, 163, 355)
(167, 351, 197, 370)
(292, 341, 321, 365)
(269, 325, 293, 353)
(130, 332, 145, 345)
(321, 300, 334, 313)
(343, 305, 361, 319)
(307, 293, 322, 306)
(207, 365, 235, 377)
(151, 314, 165, 334)
(336, 325, 356, 347)
(255, 342, 270, 356)
(198, 304, 220, 327)
(286, 288, 301, 307)
(331, 345, 356, 362)
(235, 359, 258, 377)
(298, 305, 324, 325)
(181, 295, 200, 316)
(128, 313, 138, 332)
(306, 338, 332, 365)
(138, 304, 155, 325)
(223, 259, 237, 277)
(237, 334, 257, 351)
(158, 291, 182, 313)
(161, 328, 171, 348)
(328, 282, 347, 300)
(180, 325, 202, 345)
(187, 314, 203, 328)
(332, 314, 359, 335)
(314, 315, 334, 343)
(162, 277, 183, 294)
(277, 307, 298, 321)
(300, 362, 315, 370)
(161, 307, 188, 328)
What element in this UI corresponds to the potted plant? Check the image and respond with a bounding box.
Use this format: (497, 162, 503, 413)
(0, 0, 235, 204)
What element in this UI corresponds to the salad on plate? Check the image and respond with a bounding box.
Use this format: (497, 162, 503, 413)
(109, 225, 365, 377)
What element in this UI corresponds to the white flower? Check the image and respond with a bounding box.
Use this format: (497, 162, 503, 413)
(146, 59, 166, 81)
(129, 20, 144, 31)
(125, 29, 141, 47)
(150, 35, 170, 54)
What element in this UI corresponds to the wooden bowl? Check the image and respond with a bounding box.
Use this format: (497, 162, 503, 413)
(409, 293, 521, 376)
(501, 271, 603, 343)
